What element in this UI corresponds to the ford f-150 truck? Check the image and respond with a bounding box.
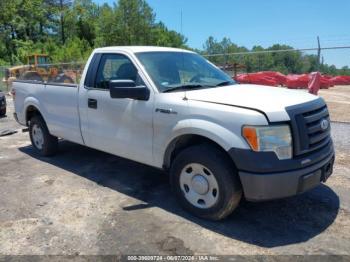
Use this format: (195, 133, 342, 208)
(13, 46, 335, 220)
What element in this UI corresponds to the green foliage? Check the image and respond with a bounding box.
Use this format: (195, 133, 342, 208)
(0, 0, 187, 65)
(50, 37, 93, 62)
(94, 0, 187, 48)
(64, 0, 98, 46)
(152, 22, 187, 48)
(339, 66, 350, 76)
(203, 37, 349, 75)
(0, 0, 348, 77)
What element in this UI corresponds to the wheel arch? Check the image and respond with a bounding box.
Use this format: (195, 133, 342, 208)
(22, 96, 47, 126)
(25, 104, 44, 126)
(162, 119, 247, 170)
(163, 133, 239, 172)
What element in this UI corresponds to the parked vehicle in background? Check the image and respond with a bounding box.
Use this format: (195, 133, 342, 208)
(12, 46, 335, 220)
(0, 91, 6, 117)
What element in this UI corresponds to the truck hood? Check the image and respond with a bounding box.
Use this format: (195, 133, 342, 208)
(185, 84, 319, 122)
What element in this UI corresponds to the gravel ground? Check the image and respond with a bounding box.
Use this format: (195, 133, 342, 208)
(0, 96, 350, 256)
(319, 85, 350, 123)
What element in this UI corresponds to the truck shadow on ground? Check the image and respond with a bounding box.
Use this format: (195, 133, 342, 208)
(19, 141, 340, 248)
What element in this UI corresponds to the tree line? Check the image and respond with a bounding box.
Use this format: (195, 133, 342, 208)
(0, 0, 349, 76)
(0, 0, 187, 65)
(201, 37, 350, 76)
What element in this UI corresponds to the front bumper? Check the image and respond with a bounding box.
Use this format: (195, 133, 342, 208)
(229, 141, 335, 201)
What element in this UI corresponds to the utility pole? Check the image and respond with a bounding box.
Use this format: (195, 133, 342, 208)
(59, 0, 65, 44)
(317, 36, 321, 71)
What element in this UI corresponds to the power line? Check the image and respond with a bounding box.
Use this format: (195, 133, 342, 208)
(203, 45, 350, 57)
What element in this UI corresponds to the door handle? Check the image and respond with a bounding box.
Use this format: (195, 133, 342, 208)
(88, 98, 97, 109)
(155, 108, 177, 115)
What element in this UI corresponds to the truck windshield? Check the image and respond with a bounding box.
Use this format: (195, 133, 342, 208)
(136, 52, 235, 92)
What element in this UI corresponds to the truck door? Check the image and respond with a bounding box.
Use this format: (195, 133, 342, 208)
(79, 53, 154, 166)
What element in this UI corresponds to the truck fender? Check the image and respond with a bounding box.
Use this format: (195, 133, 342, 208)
(23, 97, 46, 124)
(162, 119, 248, 168)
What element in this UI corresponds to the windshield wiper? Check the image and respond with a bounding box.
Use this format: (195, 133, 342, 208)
(163, 84, 205, 93)
(216, 81, 234, 87)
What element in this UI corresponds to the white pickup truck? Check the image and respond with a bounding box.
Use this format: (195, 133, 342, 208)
(13, 46, 335, 220)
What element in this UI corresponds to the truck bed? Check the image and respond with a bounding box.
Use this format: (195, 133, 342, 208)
(13, 80, 84, 145)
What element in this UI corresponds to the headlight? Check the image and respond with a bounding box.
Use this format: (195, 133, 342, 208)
(242, 125, 292, 160)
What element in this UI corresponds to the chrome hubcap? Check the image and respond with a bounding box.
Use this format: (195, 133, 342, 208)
(179, 163, 219, 209)
(32, 124, 44, 150)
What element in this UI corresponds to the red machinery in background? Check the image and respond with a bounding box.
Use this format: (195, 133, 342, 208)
(234, 71, 350, 89)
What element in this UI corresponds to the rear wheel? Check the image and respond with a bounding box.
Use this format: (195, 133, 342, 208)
(29, 116, 58, 156)
(170, 144, 242, 220)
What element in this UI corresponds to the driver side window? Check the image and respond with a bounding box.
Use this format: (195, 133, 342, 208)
(95, 54, 143, 89)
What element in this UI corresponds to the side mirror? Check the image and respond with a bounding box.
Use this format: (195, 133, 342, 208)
(109, 80, 150, 101)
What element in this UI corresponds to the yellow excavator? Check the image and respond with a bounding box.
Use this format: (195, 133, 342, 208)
(3, 54, 75, 88)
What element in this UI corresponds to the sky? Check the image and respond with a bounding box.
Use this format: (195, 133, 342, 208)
(93, 0, 350, 67)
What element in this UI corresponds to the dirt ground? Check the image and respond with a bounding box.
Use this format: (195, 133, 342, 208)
(0, 91, 350, 257)
(319, 85, 350, 123)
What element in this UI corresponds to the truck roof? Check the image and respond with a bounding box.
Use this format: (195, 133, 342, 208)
(94, 46, 195, 54)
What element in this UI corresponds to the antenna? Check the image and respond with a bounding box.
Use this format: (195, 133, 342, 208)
(180, 10, 183, 35)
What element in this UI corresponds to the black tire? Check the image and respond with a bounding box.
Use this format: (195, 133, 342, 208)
(29, 116, 58, 156)
(170, 144, 242, 220)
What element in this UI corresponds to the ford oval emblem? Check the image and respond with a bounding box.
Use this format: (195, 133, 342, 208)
(320, 119, 329, 131)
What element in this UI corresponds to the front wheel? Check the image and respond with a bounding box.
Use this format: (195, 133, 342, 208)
(29, 116, 58, 156)
(170, 144, 242, 220)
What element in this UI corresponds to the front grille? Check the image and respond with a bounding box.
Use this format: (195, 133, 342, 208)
(304, 105, 330, 150)
(286, 99, 331, 156)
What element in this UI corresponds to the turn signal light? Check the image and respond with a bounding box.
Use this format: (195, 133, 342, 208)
(242, 126, 259, 151)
